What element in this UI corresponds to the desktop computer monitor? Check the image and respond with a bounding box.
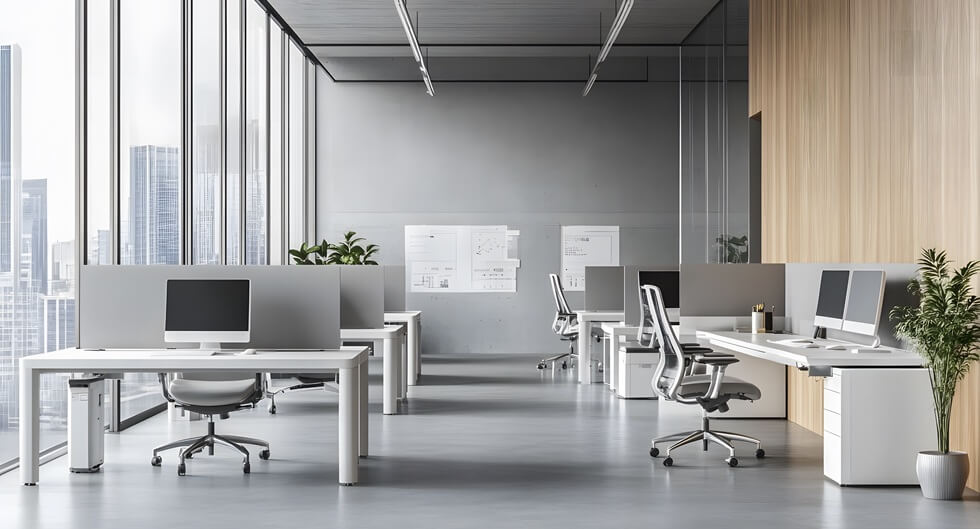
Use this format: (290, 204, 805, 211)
(813, 270, 849, 330)
(842, 270, 886, 336)
(164, 279, 251, 349)
(639, 270, 680, 324)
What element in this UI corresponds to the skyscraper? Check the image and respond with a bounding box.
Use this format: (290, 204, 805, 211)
(0, 45, 21, 276)
(22, 179, 46, 294)
(50, 239, 73, 295)
(127, 145, 180, 265)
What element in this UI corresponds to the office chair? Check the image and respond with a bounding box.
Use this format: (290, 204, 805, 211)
(643, 285, 765, 467)
(151, 372, 270, 476)
(265, 373, 338, 414)
(539, 273, 579, 370)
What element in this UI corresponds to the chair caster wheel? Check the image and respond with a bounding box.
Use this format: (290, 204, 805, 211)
(663, 457, 673, 467)
(150, 456, 162, 467)
(650, 447, 660, 458)
(177, 463, 186, 476)
(561, 361, 568, 369)
(727, 457, 739, 467)
(268, 405, 277, 414)
(243, 462, 251, 474)
(756, 448, 765, 459)
(537, 363, 546, 370)
(259, 449, 270, 460)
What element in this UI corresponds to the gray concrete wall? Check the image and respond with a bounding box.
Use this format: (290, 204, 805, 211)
(316, 76, 679, 354)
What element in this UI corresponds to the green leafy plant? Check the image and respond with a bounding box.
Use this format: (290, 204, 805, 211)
(715, 234, 749, 263)
(289, 231, 379, 265)
(890, 248, 980, 453)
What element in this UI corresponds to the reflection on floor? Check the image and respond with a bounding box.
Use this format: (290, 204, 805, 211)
(2, 352, 978, 529)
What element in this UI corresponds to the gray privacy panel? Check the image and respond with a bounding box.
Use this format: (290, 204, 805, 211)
(680, 264, 785, 317)
(79, 265, 340, 350)
(339, 266, 384, 329)
(383, 265, 406, 312)
(624, 265, 678, 326)
(784, 263, 917, 347)
(584, 266, 625, 311)
(318, 79, 680, 354)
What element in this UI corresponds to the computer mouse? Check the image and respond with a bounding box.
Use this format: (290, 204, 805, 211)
(239, 348, 257, 355)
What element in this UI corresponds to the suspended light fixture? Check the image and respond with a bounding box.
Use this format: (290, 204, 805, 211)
(583, 0, 634, 96)
(393, 0, 434, 96)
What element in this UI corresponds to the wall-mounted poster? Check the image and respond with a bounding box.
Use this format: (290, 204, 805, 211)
(405, 225, 520, 293)
(560, 225, 620, 291)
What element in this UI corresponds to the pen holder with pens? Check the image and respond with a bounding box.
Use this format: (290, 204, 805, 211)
(751, 304, 774, 334)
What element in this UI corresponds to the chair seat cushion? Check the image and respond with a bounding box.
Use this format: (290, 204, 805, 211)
(677, 375, 761, 401)
(169, 378, 258, 407)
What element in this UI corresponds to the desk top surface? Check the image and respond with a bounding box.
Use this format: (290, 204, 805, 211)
(575, 310, 625, 321)
(698, 330, 922, 368)
(340, 325, 403, 338)
(21, 346, 368, 371)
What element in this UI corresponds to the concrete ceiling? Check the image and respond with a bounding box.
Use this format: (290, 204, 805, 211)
(267, 0, 719, 82)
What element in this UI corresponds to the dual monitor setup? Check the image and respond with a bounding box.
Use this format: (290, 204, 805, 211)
(164, 279, 252, 352)
(813, 269, 887, 347)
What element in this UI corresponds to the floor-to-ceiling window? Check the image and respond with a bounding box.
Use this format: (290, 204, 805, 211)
(679, 0, 755, 264)
(192, 0, 222, 265)
(0, 2, 77, 467)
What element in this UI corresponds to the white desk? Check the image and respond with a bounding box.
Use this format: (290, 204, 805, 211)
(341, 326, 405, 415)
(697, 330, 932, 485)
(19, 347, 369, 486)
(599, 323, 638, 392)
(385, 311, 421, 386)
(574, 311, 624, 384)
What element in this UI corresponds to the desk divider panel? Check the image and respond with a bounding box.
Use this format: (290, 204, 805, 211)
(383, 265, 406, 312)
(79, 265, 340, 350)
(339, 266, 385, 329)
(680, 264, 785, 318)
(584, 266, 625, 311)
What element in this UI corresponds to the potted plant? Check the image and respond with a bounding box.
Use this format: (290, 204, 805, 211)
(289, 231, 379, 265)
(890, 248, 980, 500)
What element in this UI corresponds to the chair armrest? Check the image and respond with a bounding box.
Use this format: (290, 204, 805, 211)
(694, 353, 738, 366)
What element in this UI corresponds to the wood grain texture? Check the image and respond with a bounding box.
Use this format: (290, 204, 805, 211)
(786, 366, 823, 435)
(751, 0, 980, 489)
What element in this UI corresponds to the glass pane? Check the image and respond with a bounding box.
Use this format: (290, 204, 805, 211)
(244, 1, 267, 264)
(119, 374, 162, 421)
(268, 24, 283, 265)
(225, 0, 241, 264)
(287, 41, 304, 250)
(0, 3, 76, 461)
(86, 0, 112, 265)
(192, 0, 221, 264)
(120, 0, 181, 265)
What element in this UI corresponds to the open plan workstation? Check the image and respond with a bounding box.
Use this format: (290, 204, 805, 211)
(4, 0, 980, 528)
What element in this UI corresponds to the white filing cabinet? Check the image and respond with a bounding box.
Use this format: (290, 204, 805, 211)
(616, 348, 659, 399)
(68, 376, 105, 473)
(822, 368, 933, 485)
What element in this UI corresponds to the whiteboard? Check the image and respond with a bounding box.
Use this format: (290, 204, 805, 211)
(560, 226, 620, 291)
(405, 225, 520, 293)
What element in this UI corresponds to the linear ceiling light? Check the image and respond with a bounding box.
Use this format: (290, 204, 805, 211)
(583, 0, 634, 96)
(394, 0, 434, 96)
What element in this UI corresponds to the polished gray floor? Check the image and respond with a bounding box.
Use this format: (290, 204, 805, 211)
(2, 353, 978, 529)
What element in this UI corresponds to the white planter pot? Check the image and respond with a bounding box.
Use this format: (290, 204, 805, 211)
(916, 450, 970, 500)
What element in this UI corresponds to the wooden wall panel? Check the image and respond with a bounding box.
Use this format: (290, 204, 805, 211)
(752, 0, 980, 489)
(786, 366, 823, 435)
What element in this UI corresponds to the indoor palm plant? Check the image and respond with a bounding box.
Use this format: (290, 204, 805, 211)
(890, 248, 980, 500)
(289, 231, 379, 265)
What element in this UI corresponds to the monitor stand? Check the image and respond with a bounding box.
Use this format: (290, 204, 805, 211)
(198, 342, 222, 353)
(812, 326, 827, 340)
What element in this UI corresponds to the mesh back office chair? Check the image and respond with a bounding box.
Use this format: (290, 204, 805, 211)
(151, 372, 271, 476)
(644, 285, 765, 467)
(538, 273, 579, 370)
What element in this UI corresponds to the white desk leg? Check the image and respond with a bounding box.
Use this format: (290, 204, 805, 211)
(416, 317, 422, 378)
(606, 334, 615, 389)
(359, 361, 368, 458)
(398, 331, 407, 400)
(407, 319, 419, 386)
(338, 366, 358, 486)
(382, 337, 397, 415)
(19, 367, 40, 485)
(578, 320, 592, 384)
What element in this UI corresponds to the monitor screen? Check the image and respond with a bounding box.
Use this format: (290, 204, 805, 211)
(639, 271, 679, 309)
(843, 270, 885, 335)
(814, 270, 849, 329)
(165, 279, 250, 332)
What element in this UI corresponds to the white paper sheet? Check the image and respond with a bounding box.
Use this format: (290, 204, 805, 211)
(560, 225, 620, 291)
